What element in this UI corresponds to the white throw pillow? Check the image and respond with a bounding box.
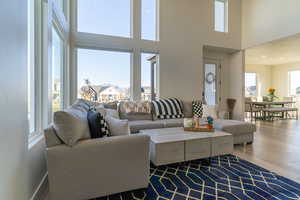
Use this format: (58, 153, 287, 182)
(202, 104, 218, 119)
(105, 117, 130, 136)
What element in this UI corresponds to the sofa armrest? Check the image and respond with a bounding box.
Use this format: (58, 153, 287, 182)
(47, 135, 150, 200)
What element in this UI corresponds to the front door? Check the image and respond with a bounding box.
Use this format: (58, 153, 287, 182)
(203, 59, 220, 105)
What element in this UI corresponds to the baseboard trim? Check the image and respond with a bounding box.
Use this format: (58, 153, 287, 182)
(30, 173, 48, 200)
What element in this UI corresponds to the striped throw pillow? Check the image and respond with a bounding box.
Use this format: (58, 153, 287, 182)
(152, 98, 184, 119)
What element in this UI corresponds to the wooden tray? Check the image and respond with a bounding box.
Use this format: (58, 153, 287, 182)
(184, 127, 215, 132)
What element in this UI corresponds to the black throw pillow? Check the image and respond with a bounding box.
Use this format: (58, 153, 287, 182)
(87, 110, 110, 138)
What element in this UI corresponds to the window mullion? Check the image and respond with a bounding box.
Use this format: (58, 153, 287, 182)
(132, 49, 141, 101)
(132, 0, 141, 40)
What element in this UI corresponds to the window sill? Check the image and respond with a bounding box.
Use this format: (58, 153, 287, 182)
(28, 132, 44, 149)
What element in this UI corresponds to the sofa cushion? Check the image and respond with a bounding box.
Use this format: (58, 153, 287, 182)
(44, 126, 62, 147)
(163, 118, 184, 128)
(53, 108, 91, 147)
(214, 119, 256, 136)
(128, 120, 165, 133)
(182, 100, 193, 118)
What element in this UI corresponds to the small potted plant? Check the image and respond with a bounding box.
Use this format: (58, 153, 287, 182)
(207, 116, 214, 129)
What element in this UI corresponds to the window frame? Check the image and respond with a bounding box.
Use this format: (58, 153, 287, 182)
(76, 48, 133, 103)
(76, 0, 133, 38)
(28, 0, 70, 145)
(71, 0, 160, 102)
(214, 0, 228, 33)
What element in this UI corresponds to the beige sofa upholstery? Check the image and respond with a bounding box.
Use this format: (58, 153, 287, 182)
(45, 126, 150, 200)
(123, 100, 256, 145)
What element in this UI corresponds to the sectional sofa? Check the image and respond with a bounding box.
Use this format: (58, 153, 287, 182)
(44, 98, 256, 199)
(119, 100, 256, 145)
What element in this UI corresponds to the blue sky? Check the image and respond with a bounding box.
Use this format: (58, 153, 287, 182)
(77, 0, 156, 89)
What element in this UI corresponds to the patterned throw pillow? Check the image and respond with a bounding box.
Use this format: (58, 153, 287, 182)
(87, 110, 110, 138)
(120, 101, 152, 114)
(192, 100, 203, 118)
(152, 98, 184, 119)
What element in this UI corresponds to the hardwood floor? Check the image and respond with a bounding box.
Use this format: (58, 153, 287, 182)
(234, 120, 300, 183)
(43, 120, 300, 199)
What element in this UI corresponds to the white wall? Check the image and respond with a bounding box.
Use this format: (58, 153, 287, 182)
(245, 64, 272, 97)
(0, 1, 48, 200)
(159, 0, 242, 100)
(242, 0, 300, 48)
(0, 0, 29, 199)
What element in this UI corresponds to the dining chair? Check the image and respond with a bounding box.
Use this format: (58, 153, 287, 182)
(245, 98, 261, 121)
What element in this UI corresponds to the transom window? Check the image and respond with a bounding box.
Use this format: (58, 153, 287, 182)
(142, 0, 158, 41)
(77, 0, 131, 38)
(214, 0, 228, 33)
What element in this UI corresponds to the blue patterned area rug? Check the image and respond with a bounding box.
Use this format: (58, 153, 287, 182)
(95, 155, 300, 200)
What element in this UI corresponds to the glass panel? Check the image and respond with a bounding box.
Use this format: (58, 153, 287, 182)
(245, 73, 257, 97)
(141, 53, 158, 100)
(215, 0, 226, 32)
(77, 0, 131, 38)
(77, 49, 131, 103)
(204, 64, 217, 105)
(52, 28, 63, 113)
(142, 0, 157, 41)
(28, 0, 35, 133)
(289, 71, 300, 96)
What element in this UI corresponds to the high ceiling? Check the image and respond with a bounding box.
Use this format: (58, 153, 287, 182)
(245, 34, 300, 65)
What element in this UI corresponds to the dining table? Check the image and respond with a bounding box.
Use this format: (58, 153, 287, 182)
(245, 101, 297, 121)
(247, 101, 296, 107)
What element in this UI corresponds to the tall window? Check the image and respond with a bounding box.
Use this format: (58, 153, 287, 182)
(289, 71, 300, 97)
(214, 0, 228, 32)
(245, 73, 257, 97)
(141, 53, 158, 101)
(142, 0, 157, 41)
(28, 0, 35, 133)
(52, 28, 64, 113)
(54, 0, 66, 16)
(77, 49, 131, 103)
(77, 0, 131, 38)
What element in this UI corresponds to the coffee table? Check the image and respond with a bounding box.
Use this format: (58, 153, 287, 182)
(140, 127, 233, 166)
